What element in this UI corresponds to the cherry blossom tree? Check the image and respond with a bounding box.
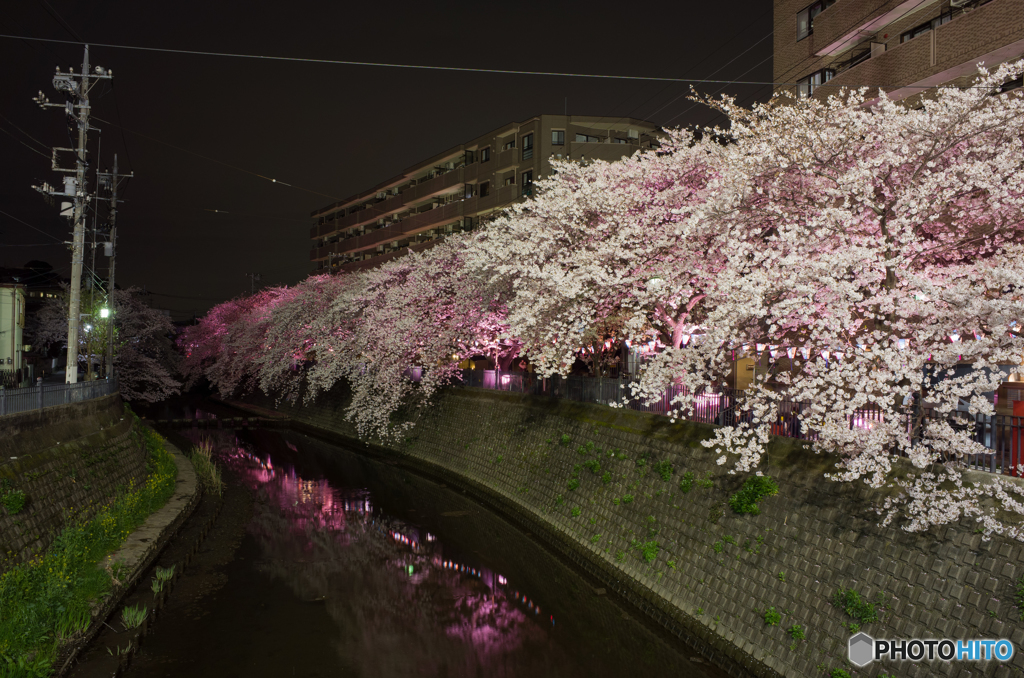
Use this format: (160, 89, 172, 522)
(636, 60, 1024, 538)
(30, 286, 181, 402)
(181, 59, 1024, 537)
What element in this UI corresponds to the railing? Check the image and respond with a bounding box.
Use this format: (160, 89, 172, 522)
(0, 378, 118, 417)
(456, 369, 1024, 476)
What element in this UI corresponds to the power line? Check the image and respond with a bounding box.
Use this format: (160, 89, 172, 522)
(89, 115, 344, 201)
(0, 208, 65, 243)
(0, 125, 53, 160)
(0, 112, 52, 151)
(0, 32, 980, 90)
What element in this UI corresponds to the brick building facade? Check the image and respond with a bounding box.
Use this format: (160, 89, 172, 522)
(775, 0, 1024, 100)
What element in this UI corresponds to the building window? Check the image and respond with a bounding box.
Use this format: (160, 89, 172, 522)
(522, 133, 533, 160)
(551, 130, 565, 145)
(575, 133, 600, 143)
(465, 184, 474, 199)
(465, 150, 476, 164)
(797, 68, 835, 96)
(613, 138, 627, 144)
(901, 11, 952, 43)
(479, 181, 490, 197)
(504, 174, 515, 187)
(797, 0, 835, 41)
(481, 147, 491, 162)
(501, 138, 516, 151)
(521, 170, 533, 186)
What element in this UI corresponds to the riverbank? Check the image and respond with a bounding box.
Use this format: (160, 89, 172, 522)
(226, 386, 1024, 678)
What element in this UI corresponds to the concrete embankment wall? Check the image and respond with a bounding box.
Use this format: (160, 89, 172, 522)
(244, 386, 1024, 678)
(0, 394, 151, 570)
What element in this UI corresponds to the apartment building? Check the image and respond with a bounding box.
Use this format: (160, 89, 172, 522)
(309, 115, 661, 273)
(775, 0, 1024, 100)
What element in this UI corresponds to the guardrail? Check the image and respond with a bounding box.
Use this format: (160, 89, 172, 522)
(0, 378, 118, 417)
(456, 369, 1024, 476)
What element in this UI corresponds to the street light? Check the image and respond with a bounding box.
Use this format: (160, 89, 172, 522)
(99, 307, 110, 318)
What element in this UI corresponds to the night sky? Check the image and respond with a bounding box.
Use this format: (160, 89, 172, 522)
(0, 1, 773, 321)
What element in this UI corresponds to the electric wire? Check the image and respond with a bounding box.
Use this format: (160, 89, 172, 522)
(0, 125, 52, 160)
(0, 208, 65, 243)
(89, 115, 344, 201)
(0, 112, 52, 151)
(0, 32, 992, 90)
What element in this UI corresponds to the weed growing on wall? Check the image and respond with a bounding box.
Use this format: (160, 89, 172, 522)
(787, 624, 805, 640)
(1015, 576, 1024, 620)
(559, 434, 571, 446)
(0, 415, 177, 676)
(728, 475, 779, 515)
(652, 460, 673, 481)
(697, 472, 714, 489)
(831, 587, 883, 627)
(0, 488, 26, 516)
(679, 471, 695, 493)
(764, 607, 781, 626)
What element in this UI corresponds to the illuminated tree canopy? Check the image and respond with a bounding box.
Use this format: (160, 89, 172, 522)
(181, 60, 1024, 538)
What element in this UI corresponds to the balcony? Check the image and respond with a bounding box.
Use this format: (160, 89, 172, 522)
(313, 167, 466, 239)
(825, 0, 1024, 100)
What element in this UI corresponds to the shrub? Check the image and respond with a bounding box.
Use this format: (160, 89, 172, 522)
(764, 607, 781, 626)
(679, 471, 695, 493)
(583, 459, 601, 474)
(831, 587, 881, 625)
(830, 670, 851, 678)
(601, 471, 612, 484)
(559, 434, 571, 446)
(621, 494, 634, 504)
(567, 478, 580, 491)
(652, 460, 674, 481)
(712, 541, 723, 553)
(571, 507, 581, 517)
(728, 475, 779, 515)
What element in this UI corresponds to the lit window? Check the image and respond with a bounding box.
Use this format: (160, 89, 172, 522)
(522, 134, 533, 160)
(480, 147, 491, 162)
(796, 0, 835, 41)
(504, 174, 515, 187)
(551, 130, 565, 145)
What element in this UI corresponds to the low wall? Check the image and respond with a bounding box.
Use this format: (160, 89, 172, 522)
(0, 394, 151, 570)
(242, 386, 1024, 678)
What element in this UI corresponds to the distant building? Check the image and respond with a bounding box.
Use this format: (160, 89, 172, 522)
(774, 0, 1024, 101)
(309, 114, 661, 273)
(0, 261, 69, 384)
(0, 284, 26, 387)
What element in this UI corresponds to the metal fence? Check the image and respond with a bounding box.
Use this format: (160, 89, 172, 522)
(456, 369, 1024, 476)
(0, 378, 118, 417)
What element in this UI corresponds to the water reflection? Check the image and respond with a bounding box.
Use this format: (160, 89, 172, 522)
(184, 429, 581, 677)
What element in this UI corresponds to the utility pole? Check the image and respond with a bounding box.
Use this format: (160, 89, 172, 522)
(246, 272, 261, 295)
(32, 46, 112, 384)
(98, 154, 131, 381)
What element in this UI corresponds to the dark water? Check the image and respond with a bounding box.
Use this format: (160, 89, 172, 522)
(127, 413, 722, 678)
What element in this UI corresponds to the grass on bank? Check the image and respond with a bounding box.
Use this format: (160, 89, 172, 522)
(189, 441, 223, 496)
(0, 410, 177, 678)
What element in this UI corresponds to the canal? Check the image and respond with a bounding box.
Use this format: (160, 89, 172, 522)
(119, 413, 725, 677)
